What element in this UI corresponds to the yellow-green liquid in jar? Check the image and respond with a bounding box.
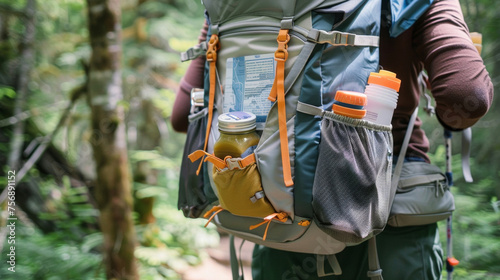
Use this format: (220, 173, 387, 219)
(214, 130, 260, 159)
(213, 112, 260, 159)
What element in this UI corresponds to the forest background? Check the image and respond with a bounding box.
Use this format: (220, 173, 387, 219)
(0, 0, 498, 279)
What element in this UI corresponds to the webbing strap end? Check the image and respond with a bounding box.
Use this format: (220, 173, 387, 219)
(180, 41, 208, 62)
(367, 269, 383, 280)
(314, 30, 379, 47)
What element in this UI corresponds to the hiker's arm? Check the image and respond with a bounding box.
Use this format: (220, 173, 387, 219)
(171, 21, 208, 133)
(414, 0, 493, 131)
(171, 56, 206, 132)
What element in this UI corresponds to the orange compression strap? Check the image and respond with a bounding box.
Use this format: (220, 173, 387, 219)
(249, 212, 288, 241)
(195, 34, 220, 175)
(273, 29, 293, 187)
(235, 153, 256, 169)
(188, 150, 226, 170)
(268, 78, 278, 102)
(188, 150, 256, 171)
(203, 205, 224, 227)
(298, 220, 311, 227)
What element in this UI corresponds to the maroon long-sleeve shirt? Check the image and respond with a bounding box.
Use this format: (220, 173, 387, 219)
(172, 0, 493, 162)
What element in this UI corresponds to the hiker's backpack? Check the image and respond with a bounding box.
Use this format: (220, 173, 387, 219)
(179, 0, 434, 278)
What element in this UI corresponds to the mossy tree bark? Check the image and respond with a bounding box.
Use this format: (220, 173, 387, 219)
(7, 0, 36, 171)
(86, 0, 138, 279)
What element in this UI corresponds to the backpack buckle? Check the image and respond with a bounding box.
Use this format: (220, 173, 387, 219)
(225, 157, 243, 170)
(333, 31, 351, 46)
(206, 34, 220, 62)
(316, 30, 355, 46)
(275, 29, 290, 61)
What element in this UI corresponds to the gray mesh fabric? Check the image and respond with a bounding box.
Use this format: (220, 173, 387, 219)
(312, 112, 393, 244)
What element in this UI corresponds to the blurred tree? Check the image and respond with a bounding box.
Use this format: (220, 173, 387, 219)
(0, 0, 36, 254)
(0, 0, 94, 239)
(6, 0, 35, 171)
(86, 0, 138, 278)
(0, 0, 97, 234)
(120, 0, 205, 225)
(122, 0, 162, 226)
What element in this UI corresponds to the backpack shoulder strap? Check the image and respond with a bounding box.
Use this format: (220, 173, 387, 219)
(391, 106, 419, 187)
(367, 236, 384, 280)
(317, 254, 342, 277)
(230, 235, 246, 280)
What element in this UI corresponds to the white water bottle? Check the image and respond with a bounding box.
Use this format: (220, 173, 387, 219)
(363, 70, 401, 126)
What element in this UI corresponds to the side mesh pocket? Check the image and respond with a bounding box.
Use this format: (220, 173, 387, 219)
(312, 112, 393, 244)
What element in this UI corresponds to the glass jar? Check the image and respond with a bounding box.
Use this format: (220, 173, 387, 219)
(214, 112, 260, 159)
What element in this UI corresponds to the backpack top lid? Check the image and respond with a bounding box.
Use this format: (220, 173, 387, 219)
(202, 0, 365, 26)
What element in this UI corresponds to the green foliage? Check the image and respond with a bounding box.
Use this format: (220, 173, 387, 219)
(452, 268, 500, 280)
(0, 174, 104, 279)
(0, 154, 217, 279)
(153, 89, 177, 119)
(0, 87, 16, 99)
(429, 143, 500, 278)
(131, 149, 219, 279)
(130, 150, 177, 170)
(0, 224, 105, 280)
(452, 193, 500, 269)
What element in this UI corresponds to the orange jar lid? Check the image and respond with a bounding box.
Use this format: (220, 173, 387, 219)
(334, 90, 367, 107)
(367, 70, 401, 92)
(332, 104, 366, 119)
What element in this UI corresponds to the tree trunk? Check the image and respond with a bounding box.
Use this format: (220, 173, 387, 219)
(8, 0, 36, 170)
(86, 0, 138, 279)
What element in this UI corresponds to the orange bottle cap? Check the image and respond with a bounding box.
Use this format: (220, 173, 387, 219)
(332, 104, 366, 119)
(334, 90, 367, 106)
(367, 70, 401, 92)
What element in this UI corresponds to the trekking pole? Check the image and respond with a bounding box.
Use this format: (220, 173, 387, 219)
(446, 31, 482, 279)
(444, 130, 459, 280)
